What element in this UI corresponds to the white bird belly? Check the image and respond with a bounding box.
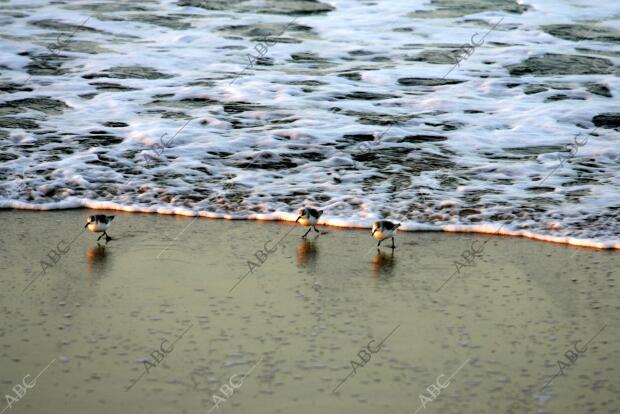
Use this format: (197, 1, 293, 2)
(298, 217, 317, 226)
(373, 229, 394, 241)
(88, 223, 109, 232)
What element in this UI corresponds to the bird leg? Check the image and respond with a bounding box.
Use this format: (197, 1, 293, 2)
(105, 232, 112, 243)
(97, 233, 105, 241)
(391, 237, 396, 249)
(302, 227, 312, 238)
(313, 226, 319, 233)
(377, 239, 382, 247)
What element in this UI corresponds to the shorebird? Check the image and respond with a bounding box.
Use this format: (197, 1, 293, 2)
(295, 208, 323, 238)
(371, 220, 400, 249)
(85, 215, 114, 243)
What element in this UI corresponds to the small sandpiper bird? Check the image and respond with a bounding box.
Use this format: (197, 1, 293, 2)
(85, 215, 115, 242)
(295, 207, 323, 238)
(372, 220, 400, 249)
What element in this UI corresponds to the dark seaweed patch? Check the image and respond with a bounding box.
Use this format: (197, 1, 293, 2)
(398, 78, 465, 86)
(401, 135, 448, 143)
(507, 54, 616, 76)
(592, 113, 620, 129)
(83, 66, 173, 80)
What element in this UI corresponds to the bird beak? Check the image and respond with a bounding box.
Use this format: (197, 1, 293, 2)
(371, 229, 376, 236)
(84, 223, 89, 228)
(295, 216, 301, 223)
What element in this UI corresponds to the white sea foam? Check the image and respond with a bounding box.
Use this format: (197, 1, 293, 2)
(0, 0, 619, 249)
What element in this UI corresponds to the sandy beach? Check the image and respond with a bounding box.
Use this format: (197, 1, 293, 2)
(0, 209, 617, 414)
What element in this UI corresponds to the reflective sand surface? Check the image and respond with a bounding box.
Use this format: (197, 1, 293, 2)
(0, 210, 618, 413)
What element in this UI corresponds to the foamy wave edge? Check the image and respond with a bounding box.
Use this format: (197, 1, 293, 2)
(2, 198, 619, 250)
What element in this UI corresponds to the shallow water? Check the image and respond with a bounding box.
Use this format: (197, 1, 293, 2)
(0, 0, 619, 248)
(0, 210, 618, 413)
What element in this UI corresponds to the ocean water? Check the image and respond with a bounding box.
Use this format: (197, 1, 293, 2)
(1, 0, 619, 248)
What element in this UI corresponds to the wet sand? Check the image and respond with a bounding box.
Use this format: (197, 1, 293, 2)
(0, 209, 618, 414)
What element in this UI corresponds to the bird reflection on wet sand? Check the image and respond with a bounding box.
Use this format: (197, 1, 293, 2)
(372, 249, 396, 282)
(86, 244, 108, 275)
(296, 236, 319, 268)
